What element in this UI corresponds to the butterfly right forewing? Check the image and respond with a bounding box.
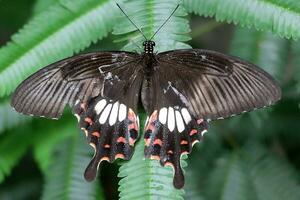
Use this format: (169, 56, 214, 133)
(157, 49, 281, 121)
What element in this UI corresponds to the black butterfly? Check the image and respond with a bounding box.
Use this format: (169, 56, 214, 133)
(10, 5, 281, 189)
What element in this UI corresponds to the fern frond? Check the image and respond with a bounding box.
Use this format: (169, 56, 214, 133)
(245, 144, 300, 200)
(41, 133, 104, 200)
(0, 101, 29, 134)
(0, 0, 120, 97)
(33, 0, 60, 14)
(113, 0, 191, 52)
(184, 132, 224, 199)
(184, 0, 300, 40)
(231, 27, 288, 82)
(205, 153, 252, 200)
(118, 138, 185, 200)
(290, 41, 300, 93)
(0, 125, 32, 183)
(32, 117, 76, 173)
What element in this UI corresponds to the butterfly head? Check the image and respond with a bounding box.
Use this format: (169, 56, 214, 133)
(143, 40, 155, 54)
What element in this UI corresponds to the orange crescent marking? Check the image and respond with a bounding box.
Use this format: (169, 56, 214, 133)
(189, 129, 198, 136)
(180, 140, 188, 145)
(129, 138, 136, 146)
(115, 154, 125, 159)
(117, 137, 126, 143)
(167, 150, 173, 154)
(100, 157, 109, 162)
(92, 132, 100, 137)
(165, 162, 173, 168)
(104, 144, 110, 148)
(150, 155, 160, 161)
(144, 139, 151, 147)
(153, 139, 163, 146)
(84, 117, 93, 125)
(197, 119, 204, 124)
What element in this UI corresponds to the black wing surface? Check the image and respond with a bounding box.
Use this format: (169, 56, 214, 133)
(11, 51, 139, 119)
(74, 55, 144, 181)
(156, 49, 281, 120)
(141, 49, 281, 189)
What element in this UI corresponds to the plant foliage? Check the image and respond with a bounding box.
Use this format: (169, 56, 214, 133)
(184, 0, 300, 40)
(0, 0, 300, 199)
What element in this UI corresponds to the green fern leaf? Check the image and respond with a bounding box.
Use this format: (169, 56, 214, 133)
(118, 135, 185, 200)
(184, 132, 224, 199)
(0, 101, 29, 134)
(113, 0, 191, 52)
(205, 153, 252, 200)
(245, 144, 300, 200)
(230, 27, 288, 82)
(0, 0, 120, 97)
(33, 0, 60, 14)
(0, 125, 32, 183)
(184, 0, 300, 40)
(41, 133, 104, 200)
(33, 117, 76, 173)
(290, 41, 300, 93)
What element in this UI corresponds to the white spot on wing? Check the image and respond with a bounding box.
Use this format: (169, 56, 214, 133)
(74, 114, 80, 122)
(99, 104, 112, 124)
(175, 111, 185, 133)
(75, 99, 80, 105)
(159, 107, 167, 124)
(167, 107, 175, 132)
(118, 104, 127, 122)
(201, 130, 208, 136)
(181, 108, 191, 124)
(109, 102, 119, 126)
(145, 116, 149, 127)
(95, 99, 107, 115)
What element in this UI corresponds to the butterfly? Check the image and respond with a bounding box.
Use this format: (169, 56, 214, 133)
(10, 4, 281, 189)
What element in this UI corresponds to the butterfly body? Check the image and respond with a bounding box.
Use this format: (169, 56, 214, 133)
(11, 38, 281, 188)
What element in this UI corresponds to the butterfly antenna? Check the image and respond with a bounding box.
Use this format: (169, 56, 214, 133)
(150, 4, 180, 41)
(116, 3, 148, 41)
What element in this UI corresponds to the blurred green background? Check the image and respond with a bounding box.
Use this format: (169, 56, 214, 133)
(0, 0, 300, 200)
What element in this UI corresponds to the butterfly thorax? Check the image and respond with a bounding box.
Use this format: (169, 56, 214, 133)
(143, 40, 155, 54)
(142, 41, 157, 79)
